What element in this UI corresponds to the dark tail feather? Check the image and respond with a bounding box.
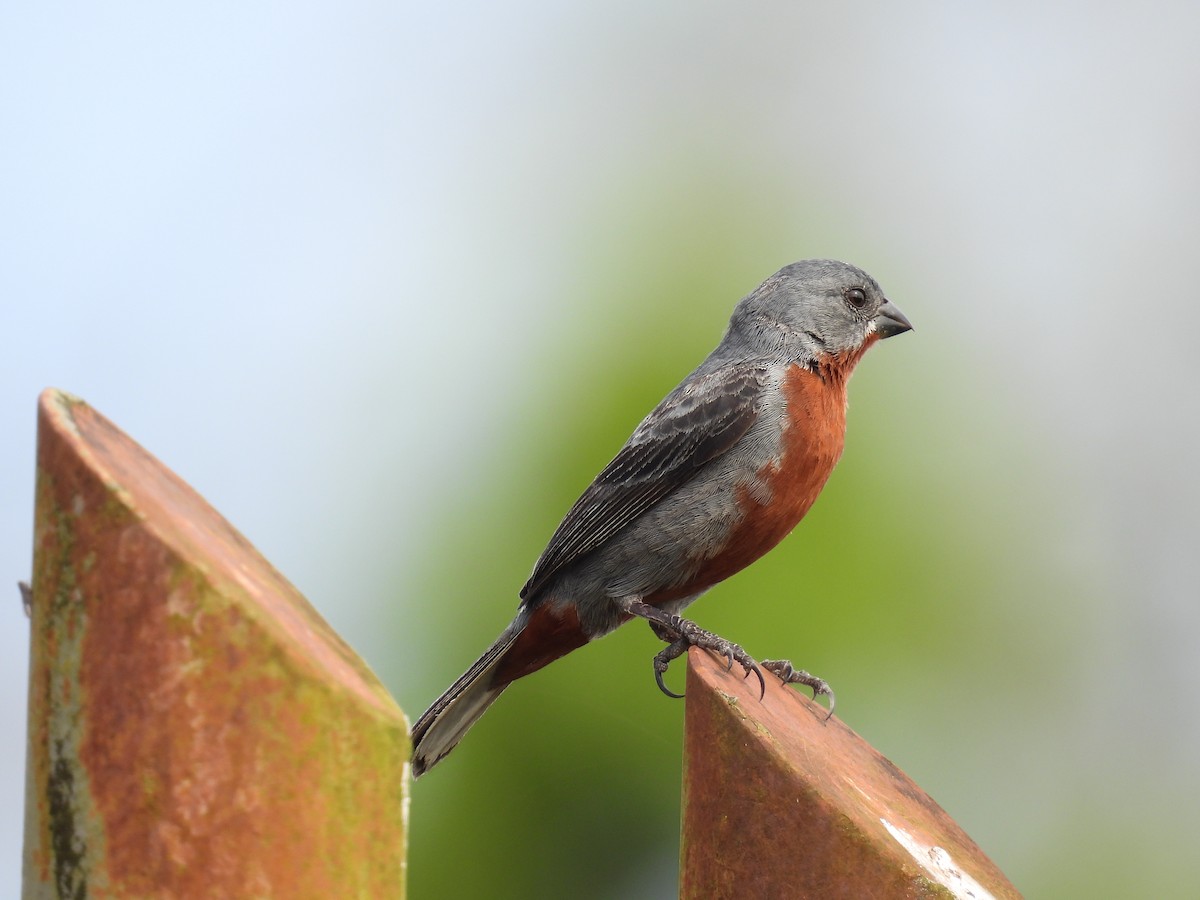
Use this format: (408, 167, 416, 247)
(411, 622, 522, 778)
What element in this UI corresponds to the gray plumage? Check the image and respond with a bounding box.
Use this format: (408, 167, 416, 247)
(411, 259, 911, 777)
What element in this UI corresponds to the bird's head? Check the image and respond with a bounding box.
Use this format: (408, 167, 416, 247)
(729, 259, 912, 369)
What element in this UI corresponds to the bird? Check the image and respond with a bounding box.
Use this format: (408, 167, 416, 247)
(411, 259, 912, 777)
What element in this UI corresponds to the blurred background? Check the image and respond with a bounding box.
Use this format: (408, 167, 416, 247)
(3, 1, 1198, 896)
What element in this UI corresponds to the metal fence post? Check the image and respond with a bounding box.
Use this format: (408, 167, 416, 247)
(24, 390, 409, 899)
(680, 648, 1020, 899)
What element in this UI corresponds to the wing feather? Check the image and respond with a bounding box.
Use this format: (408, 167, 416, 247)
(519, 365, 764, 601)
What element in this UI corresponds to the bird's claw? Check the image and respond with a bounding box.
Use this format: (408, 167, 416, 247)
(639, 607, 765, 700)
(762, 659, 836, 719)
(651, 636, 689, 698)
(654, 653, 686, 699)
(741, 659, 767, 701)
(624, 599, 782, 703)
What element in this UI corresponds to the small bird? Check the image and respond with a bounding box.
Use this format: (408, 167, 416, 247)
(411, 259, 911, 777)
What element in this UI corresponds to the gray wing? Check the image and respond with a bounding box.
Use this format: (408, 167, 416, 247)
(519, 365, 765, 601)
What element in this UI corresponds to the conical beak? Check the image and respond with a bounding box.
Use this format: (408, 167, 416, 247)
(874, 301, 913, 339)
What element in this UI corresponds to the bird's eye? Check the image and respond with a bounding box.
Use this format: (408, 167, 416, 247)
(845, 287, 868, 309)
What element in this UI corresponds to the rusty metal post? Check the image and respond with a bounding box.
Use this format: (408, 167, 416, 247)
(680, 649, 1021, 899)
(24, 389, 409, 899)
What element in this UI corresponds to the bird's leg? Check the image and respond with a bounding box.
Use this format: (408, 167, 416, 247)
(761, 659, 836, 719)
(621, 599, 766, 700)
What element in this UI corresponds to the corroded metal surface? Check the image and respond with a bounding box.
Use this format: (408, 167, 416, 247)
(24, 389, 409, 899)
(680, 649, 1021, 900)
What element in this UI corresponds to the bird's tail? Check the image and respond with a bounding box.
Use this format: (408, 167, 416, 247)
(410, 622, 521, 778)
(412, 601, 592, 776)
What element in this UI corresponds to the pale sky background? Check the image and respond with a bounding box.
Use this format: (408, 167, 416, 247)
(3, 1, 1199, 896)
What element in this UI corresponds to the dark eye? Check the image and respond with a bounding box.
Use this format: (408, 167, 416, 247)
(844, 287, 868, 309)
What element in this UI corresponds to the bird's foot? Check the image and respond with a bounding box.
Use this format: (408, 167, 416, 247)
(622, 599, 765, 700)
(762, 659, 836, 719)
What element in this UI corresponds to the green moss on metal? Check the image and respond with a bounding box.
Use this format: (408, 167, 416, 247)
(912, 875, 957, 898)
(47, 741, 87, 900)
(28, 390, 410, 897)
(30, 467, 113, 899)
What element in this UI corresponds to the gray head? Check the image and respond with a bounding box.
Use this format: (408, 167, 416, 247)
(726, 259, 911, 364)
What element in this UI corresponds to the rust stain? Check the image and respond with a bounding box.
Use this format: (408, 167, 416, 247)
(69, 395, 393, 717)
(26, 389, 410, 898)
(680, 649, 1021, 899)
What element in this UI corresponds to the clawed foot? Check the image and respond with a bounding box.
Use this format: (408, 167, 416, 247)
(621, 599, 834, 715)
(655, 619, 766, 701)
(762, 659, 836, 719)
(625, 599, 765, 699)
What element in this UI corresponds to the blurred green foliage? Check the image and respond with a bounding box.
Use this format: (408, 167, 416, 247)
(388, 189, 1109, 896)
(398, 236, 747, 898)
(410, 310, 917, 893)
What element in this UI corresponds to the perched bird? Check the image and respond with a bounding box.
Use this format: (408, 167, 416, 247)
(411, 259, 912, 777)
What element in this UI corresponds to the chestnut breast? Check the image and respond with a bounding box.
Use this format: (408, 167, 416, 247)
(681, 362, 849, 590)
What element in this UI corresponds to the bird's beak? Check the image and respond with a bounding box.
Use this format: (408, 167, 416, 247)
(874, 301, 913, 339)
